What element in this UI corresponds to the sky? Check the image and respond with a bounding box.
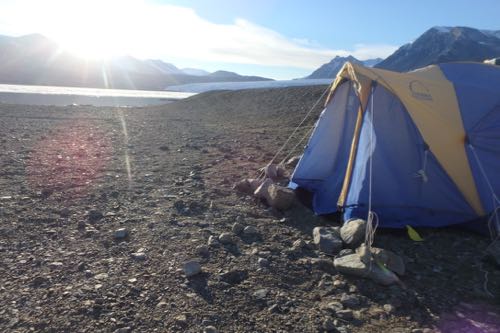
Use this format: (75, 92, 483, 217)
(0, 0, 499, 79)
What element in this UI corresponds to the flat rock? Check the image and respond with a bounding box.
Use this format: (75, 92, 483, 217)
(131, 252, 146, 260)
(313, 227, 343, 255)
(243, 226, 259, 236)
(333, 253, 399, 285)
(183, 260, 202, 277)
(340, 219, 367, 248)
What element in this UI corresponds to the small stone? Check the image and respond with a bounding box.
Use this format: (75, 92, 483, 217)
(219, 270, 248, 284)
(114, 327, 131, 333)
(312, 227, 343, 255)
(292, 239, 305, 249)
(183, 260, 201, 277)
(334, 253, 399, 285)
(243, 226, 259, 235)
(218, 232, 235, 244)
(94, 273, 108, 280)
(131, 252, 146, 260)
(340, 293, 361, 307)
(174, 314, 188, 325)
(336, 249, 354, 258)
(323, 318, 336, 332)
(203, 326, 218, 333)
(258, 257, 269, 267)
(88, 209, 104, 221)
(231, 222, 244, 235)
(234, 179, 252, 194)
(208, 235, 219, 247)
(253, 288, 268, 299)
(311, 258, 336, 274)
(48, 261, 63, 268)
(336, 309, 353, 320)
(383, 304, 395, 313)
(114, 228, 128, 240)
(196, 245, 210, 257)
(340, 219, 367, 248)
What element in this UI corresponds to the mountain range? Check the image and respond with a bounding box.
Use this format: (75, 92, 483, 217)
(376, 26, 500, 71)
(0, 34, 272, 90)
(304, 56, 382, 79)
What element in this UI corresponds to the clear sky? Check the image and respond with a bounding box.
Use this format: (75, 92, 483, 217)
(0, 0, 499, 79)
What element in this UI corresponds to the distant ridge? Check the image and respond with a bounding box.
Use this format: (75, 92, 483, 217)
(0, 34, 272, 90)
(305, 56, 382, 79)
(376, 26, 500, 71)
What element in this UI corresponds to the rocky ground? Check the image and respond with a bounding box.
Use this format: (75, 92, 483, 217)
(0, 86, 499, 333)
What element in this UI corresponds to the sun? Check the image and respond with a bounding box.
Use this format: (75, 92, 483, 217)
(43, 0, 142, 60)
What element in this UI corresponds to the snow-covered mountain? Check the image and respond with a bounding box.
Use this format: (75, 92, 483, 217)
(305, 56, 382, 79)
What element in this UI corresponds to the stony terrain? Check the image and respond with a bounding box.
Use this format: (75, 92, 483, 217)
(0, 86, 499, 333)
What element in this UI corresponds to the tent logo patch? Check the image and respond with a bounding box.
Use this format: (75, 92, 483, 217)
(409, 80, 433, 101)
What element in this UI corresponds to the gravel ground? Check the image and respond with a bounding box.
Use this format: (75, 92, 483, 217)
(0, 86, 499, 333)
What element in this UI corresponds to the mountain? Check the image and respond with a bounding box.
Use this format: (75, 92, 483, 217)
(181, 68, 210, 76)
(305, 56, 382, 79)
(0, 34, 272, 90)
(376, 26, 500, 72)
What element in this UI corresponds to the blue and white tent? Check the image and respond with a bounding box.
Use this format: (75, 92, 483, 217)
(291, 62, 500, 234)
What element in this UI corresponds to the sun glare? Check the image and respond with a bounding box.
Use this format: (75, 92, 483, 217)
(42, 0, 143, 60)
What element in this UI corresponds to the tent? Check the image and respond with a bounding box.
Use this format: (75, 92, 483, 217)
(291, 62, 500, 234)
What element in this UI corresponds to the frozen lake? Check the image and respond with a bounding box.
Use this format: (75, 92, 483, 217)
(0, 84, 196, 107)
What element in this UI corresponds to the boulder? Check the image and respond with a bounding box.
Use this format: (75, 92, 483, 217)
(312, 227, 343, 255)
(340, 219, 367, 248)
(218, 232, 235, 245)
(357, 244, 405, 275)
(267, 184, 295, 210)
(231, 222, 244, 235)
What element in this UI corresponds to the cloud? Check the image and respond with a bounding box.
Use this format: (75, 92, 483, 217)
(0, 0, 398, 69)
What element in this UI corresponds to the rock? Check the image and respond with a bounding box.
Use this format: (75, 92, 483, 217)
(336, 249, 355, 258)
(253, 288, 268, 299)
(357, 245, 405, 275)
(340, 293, 361, 307)
(264, 164, 278, 180)
(208, 235, 219, 247)
(383, 304, 395, 313)
(131, 252, 146, 260)
(267, 184, 295, 210)
(88, 209, 104, 221)
(258, 257, 269, 267)
(243, 226, 259, 236)
(231, 222, 244, 235)
(253, 178, 273, 202)
(183, 260, 202, 277)
(292, 239, 305, 250)
(285, 155, 301, 168)
(48, 261, 63, 268)
(218, 232, 235, 245)
(322, 318, 336, 332)
(94, 273, 109, 280)
(312, 227, 343, 255)
(336, 309, 353, 320)
(196, 245, 210, 257)
(114, 228, 128, 240)
(248, 179, 263, 192)
(340, 219, 367, 248)
(114, 327, 131, 333)
(333, 253, 400, 286)
(233, 179, 252, 194)
(203, 326, 218, 333)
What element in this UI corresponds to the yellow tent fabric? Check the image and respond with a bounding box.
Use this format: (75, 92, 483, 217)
(330, 62, 484, 215)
